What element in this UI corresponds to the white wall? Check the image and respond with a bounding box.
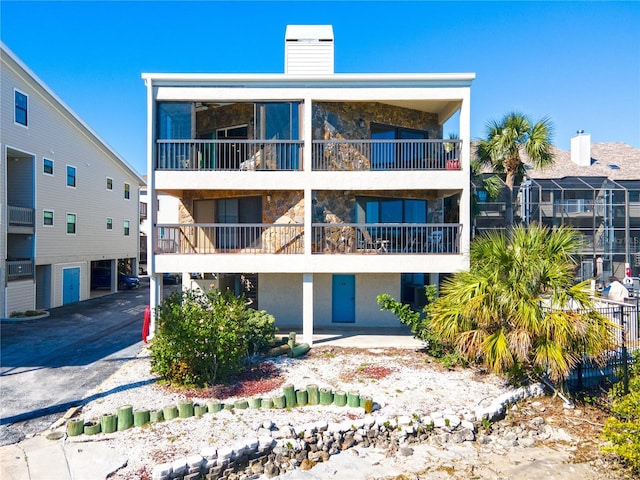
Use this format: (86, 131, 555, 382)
(258, 272, 402, 329)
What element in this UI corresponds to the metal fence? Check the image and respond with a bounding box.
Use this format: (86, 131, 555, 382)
(565, 297, 640, 392)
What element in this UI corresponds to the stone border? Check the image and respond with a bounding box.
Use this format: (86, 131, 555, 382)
(150, 383, 545, 480)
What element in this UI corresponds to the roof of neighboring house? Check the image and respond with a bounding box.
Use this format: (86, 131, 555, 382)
(527, 143, 640, 181)
(1, 42, 145, 185)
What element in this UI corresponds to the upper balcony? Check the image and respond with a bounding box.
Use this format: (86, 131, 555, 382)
(154, 138, 461, 173)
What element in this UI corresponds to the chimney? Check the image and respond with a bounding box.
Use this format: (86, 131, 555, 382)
(571, 130, 591, 167)
(285, 25, 334, 75)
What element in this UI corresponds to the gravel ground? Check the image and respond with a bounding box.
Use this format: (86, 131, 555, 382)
(70, 345, 625, 479)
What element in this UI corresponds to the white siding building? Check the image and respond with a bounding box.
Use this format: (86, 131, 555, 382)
(143, 25, 474, 344)
(1, 42, 144, 317)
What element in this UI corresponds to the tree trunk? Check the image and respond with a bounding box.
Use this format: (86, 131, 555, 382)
(283, 384, 296, 407)
(333, 391, 347, 407)
(178, 399, 194, 418)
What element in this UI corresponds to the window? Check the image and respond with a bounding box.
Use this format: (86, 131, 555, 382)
(106, 217, 113, 230)
(124, 183, 130, 199)
(66, 213, 76, 234)
(43, 159, 54, 175)
(106, 177, 113, 190)
(15, 90, 28, 126)
(43, 210, 54, 226)
(67, 165, 76, 187)
(124, 220, 130, 236)
(370, 123, 427, 169)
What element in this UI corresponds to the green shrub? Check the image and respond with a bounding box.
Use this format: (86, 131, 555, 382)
(245, 309, 277, 356)
(377, 285, 452, 361)
(602, 352, 640, 474)
(149, 288, 276, 386)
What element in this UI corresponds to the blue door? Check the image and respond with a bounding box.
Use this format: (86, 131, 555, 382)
(332, 274, 355, 323)
(63, 267, 80, 304)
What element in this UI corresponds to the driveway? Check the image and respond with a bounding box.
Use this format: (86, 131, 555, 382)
(0, 279, 159, 446)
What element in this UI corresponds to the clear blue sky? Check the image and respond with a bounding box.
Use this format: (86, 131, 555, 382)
(2, 1, 639, 176)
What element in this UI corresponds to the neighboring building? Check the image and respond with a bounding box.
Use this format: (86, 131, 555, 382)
(139, 180, 180, 275)
(1, 43, 144, 317)
(473, 132, 640, 282)
(143, 25, 474, 343)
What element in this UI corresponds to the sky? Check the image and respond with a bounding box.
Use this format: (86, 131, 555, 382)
(1, 1, 639, 177)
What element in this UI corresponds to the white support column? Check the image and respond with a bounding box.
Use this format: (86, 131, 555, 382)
(459, 89, 472, 265)
(148, 273, 162, 340)
(302, 273, 314, 346)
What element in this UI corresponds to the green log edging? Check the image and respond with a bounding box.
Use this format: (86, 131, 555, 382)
(289, 343, 310, 358)
(273, 394, 286, 409)
(81, 383, 374, 436)
(307, 384, 319, 405)
(334, 391, 347, 407)
(319, 388, 333, 405)
(296, 389, 308, 407)
(117, 405, 134, 431)
(83, 421, 101, 435)
(101, 413, 117, 434)
(347, 391, 360, 408)
(361, 395, 374, 414)
(207, 401, 223, 413)
(133, 409, 150, 427)
(66, 418, 84, 437)
(163, 405, 179, 421)
(150, 409, 164, 423)
(234, 400, 249, 409)
(178, 399, 194, 418)
(283, 384, 296, 408)
(267, 344, 291, 357)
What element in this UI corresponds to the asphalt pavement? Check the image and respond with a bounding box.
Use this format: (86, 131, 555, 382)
(0, 279, 152, 445)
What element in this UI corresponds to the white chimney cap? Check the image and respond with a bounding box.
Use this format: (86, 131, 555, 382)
(285, 25, 334, 41)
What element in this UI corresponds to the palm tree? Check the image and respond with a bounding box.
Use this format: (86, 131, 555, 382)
(476, 112, 554, 229)
(429, 224, 616, 384)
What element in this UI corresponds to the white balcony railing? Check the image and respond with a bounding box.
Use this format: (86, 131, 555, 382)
(312, 223, 462, 254)
(155, 224, 305, 254)
(154, 139, 462, 172)
(155, 140, 303, 171)
(154, 223, 462, 255)
(312, 139, 461, 171)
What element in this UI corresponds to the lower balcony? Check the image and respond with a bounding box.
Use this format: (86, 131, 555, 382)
(154, 223, 462, 255)
(6, 259, 34, 281)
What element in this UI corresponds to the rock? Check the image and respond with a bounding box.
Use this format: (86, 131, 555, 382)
(263, 462, 279, 478)
(300, 458, 315, 470)
(399, 446, 414, 457)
